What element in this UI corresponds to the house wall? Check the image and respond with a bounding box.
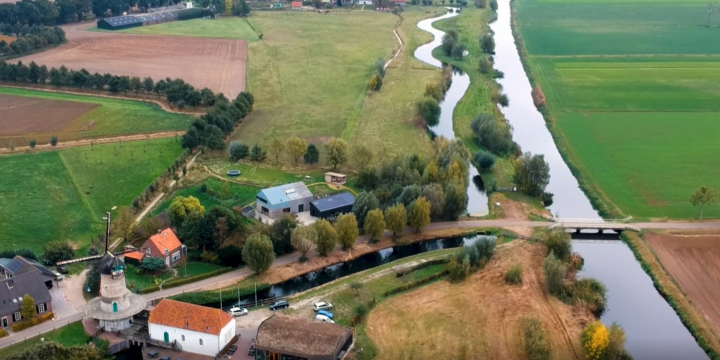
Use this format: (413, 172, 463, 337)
(257, 196, 311, 219)
(149, 319, 235, 357)
(0, 300, 52, 328)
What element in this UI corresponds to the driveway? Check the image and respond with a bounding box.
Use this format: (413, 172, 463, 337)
(49, 286, 75, 319)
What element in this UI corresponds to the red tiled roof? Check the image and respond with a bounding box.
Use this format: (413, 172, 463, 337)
(291, 1, 302, 6)
(149, 299, 233, 335)
(147, 228, 182, 254)
(124, 251, 144, 260)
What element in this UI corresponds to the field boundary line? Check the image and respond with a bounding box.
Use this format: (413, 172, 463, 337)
(0, 132, 185, 156)
(57, 152, 96, 223)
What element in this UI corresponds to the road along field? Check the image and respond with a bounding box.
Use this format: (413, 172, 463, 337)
(646, 233, 720, 337)
(16, 23, 248, 98)
(516, 0, 720, 219)
(0, 138, 183, 252)
(366, 241, 593, 359)
(0, 86, 191, 146)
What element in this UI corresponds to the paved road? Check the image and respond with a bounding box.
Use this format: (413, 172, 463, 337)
(3, 218, 720, 350)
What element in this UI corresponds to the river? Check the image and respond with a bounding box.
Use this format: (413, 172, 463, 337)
(415, 2, 709, 359)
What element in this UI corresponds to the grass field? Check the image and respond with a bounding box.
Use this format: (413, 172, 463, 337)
(517, 0, 720, 218)
(0, 86, 192, 143)
(0, 321, 88, 359)
(112, 17, 260, 40)
(0, 138, 183, 252)
(126, 262, 227, 292)
(153, 178, 259, 215)
(232, 11, 398, 149)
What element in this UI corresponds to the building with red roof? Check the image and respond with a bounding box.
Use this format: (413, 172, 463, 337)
(292, 1, 302, 9)
(125, 228, 186, 267)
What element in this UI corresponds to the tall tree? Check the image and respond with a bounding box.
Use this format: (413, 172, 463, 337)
(384, 203, 407, 240)
(291, 225, 317, 261)
(352, 191, 379, 230)
(690, 186, 716, 220)
(352, 144, 374, 169)
(514, 152, 550, 197)
(314, 219, 337, 256)
(363, 209, 385, 243)
(266, 136, 285, 165)
(242, 233, 275, 274)
(169, 196, 205, 227)
(407, 197, 431, 232)
(270, 214, 298, 255)
(304, 144, 319, 165)
(43, 241, 74, 265)
(286, 136, 307, 166)
(335, 213, 359, 251)
(325, 137, 349, 170)
(111, 206, 138, 243)
(21, 294, 36, 320)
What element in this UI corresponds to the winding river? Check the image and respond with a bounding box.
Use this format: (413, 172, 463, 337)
(415, 2, 708, 359)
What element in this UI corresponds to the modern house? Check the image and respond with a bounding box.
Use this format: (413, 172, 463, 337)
(255, 314, 353, 360)
(324, 172, 347, 185)
(149, 299, 236, 357)
(0, 257, 53, 328)
(125, 228, 186, 267)
(255, 182, 313, 219)
(291, 1, 302, 9)
(310, 192, 355, 220)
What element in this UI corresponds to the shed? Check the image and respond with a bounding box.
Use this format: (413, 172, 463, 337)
(256, 182, 313, 219)
(324, 172, 347, 185)
(256, 314, 353, 360)
(96, 7, 204, 30)
(241, 205, 255, 218)
(310, 192, 355, 220)
(292, 1, 302, 9)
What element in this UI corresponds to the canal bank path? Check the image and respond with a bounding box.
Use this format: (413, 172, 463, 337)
(2, 218, 720, 350)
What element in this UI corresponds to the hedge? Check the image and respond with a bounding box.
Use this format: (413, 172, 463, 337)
(170, 283, 270, 306)
(383, 271, 447, 297)
(621, 232, 720, 360)
(0, 328, 7, 338)
(395, 259, 446, 277)
(11, 311, 54, 332)
(140, 267, 233, 294)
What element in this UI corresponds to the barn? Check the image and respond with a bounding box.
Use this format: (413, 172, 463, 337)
(97, 8, 205, 31)
(310, 192, 355, 220)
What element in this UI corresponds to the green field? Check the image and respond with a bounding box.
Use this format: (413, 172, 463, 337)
(0, 321, 88, 359)
(517, 0, 720, 218)
(0, 138, 183, 252)
(0, 87, 192, 142)
(113, 17, 260, 40)
(154, 178, 259, 215)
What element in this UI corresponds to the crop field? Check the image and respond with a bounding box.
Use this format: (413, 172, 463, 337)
(113, 17, 260, 41)
(0, 87, 191, 145)
(231, 11, 399, 147)
(0, 138, 182, 252)
(517, 0, 720, 218)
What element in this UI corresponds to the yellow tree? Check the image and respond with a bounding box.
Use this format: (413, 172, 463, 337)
(407, 197, 431, 232)
(384, 203, 406, 240)
(363, 209, 385, 243)
(169, 196, 205, 226)
(267, 136, 286, 165)
(581, 321, 609, 360)
(225, 0, 232, 14)
(286, 137, 307, 166)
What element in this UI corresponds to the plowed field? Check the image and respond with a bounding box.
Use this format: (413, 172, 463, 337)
(17, 25, 247, 98)
(0, 94, 96, 135)
(647, 233, 720, 335)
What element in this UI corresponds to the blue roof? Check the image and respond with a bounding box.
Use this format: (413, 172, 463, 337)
(257, 182, 312, 208)
(310, 192, 355, 212)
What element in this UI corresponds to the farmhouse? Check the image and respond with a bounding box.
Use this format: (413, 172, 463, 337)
(310, 192, 355, 220)
(0, 257, 53, 328)
(256, 182, 312, 219)
(292, 1, 303, 9)
(97, 7, 205, 31)
(256, 314, 354, 360)
(0, 256, 62, 288)
(149, 299, 236, 357)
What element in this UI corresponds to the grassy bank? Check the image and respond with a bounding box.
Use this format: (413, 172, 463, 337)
(0, 321, 88, 359)
(621, 232, 720, 359)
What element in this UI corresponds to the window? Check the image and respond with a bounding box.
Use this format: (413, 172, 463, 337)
(283, 208, 291, 213)
(262, 206, 269, 213)
(37, 303, 45, 314)
(172, 251, 180, 262)
(199, 339, 203, 346)
(14, 312, 20, 321)
(181, 335, 185, 341)
(257, 196, 267, 204)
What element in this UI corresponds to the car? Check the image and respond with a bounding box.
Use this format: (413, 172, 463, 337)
(227, 170, 241, 177)
(312, 301, 333, 312)
(56, 266, 68, 275)
(269, 300, 289, 311)
(317, 310, 333, 319)
(228, 307, 248, 317)
(314, 314, 335, 323)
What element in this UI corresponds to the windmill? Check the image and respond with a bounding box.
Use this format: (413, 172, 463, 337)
(58, 212, 148, 332)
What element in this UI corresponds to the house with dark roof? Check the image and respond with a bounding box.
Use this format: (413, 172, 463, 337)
(96, 7, 205, 31)
(310, 192, 355, 220)
(149, 299, 236, 357)
(0, 257, 53, 328)
(256, 182, 313, 219)
(256, 314, 353, 360)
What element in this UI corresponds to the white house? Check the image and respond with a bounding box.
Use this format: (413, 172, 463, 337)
(148, 299, 236, 357)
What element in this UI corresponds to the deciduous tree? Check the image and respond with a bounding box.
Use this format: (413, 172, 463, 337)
(169, 196, 206, 227)
(267, 136, 285, 165)
(690, 186, 716, 220)
(314, 219, 337, 256)
(286, 136, 307, 165)
(325, 137, 349, 170)
(242, 233, 275, 274)
(43, 240, 74, 265)
(352, 191, 379, 230)
(363, 209, 385, 243)
(291, 225, 317, 261)
(514, 152, 550, 197)
(349, 281, 363, 296)
(270, 214, 298, 255)
(229, 140, 249, 161)
(335, 213, 359, 251)
(384, 203, 406, 240)
(352, 144, 374, 169)
(408, 197, 431, 232)
(21, 294, 36, 320)
(418, 97, 440, 127)
(111, 206, 138, 243)
(480, 33, 495, 53)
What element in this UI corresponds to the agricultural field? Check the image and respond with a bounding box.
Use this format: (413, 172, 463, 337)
(17, 25, 248, 98)
(0, 86, 191, 146)
(114, 17, 260, 40)
(516, 0, 720, 218)
(646, 233, 720, 336)
(232, 10, 400, 149)
(0, 138, 183, 252)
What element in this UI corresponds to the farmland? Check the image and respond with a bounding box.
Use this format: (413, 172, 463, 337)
(114, 17, 260, 41)
(0, 86, 191, 146)
(516, 0, 720, 218)
(0, 138, 183, 252)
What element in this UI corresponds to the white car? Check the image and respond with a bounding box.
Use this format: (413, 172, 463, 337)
(312, 302, 333, 312)
(228, 307, 248, 317)
(315, 314, 335, 323)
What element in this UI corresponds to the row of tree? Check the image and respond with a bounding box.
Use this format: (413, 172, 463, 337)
(180, 91, 254, 151)
(230, 136, 354, 170)
(0, 24, 65, 58)
(368, 57, 385, 91)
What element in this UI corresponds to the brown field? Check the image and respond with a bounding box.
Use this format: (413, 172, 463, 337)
(0, 35, 15, 43)
(366, 241, 593, 360)
(0, 94, 96, 135)
(16, 23, 247, 98)
(647, 233, 720, 336)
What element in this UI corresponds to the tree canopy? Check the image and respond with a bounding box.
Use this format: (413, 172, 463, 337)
(242, 233, 275, 274)
(325, 137, 349, 170)
(335, 213, 359, 251)
(314, 219, 337, 256)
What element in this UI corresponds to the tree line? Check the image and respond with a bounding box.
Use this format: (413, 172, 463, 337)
(0, 24, 65, 58)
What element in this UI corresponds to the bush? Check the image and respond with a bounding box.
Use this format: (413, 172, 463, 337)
(473, 150, 495, 172)
(505, 264, 523, 285)
(447, 255, 470, 283)
(418, 97, 441, 127)
(0, 328, 7, 338)
(353, 303, 369, 319)
(383, 271, 447, 296)
(470, 114, 514, 155)
(201, 251, 219, 265)
(11, 311, 54, 332)
(541, 192, 554, 206)
(542, 252, 566, 296)
(539, 228, 572, 261)
(169, 283, 269, 305)
(521, 318, 551, 360)
(569, 278, 607, 317)
(141, 267, 233, 293)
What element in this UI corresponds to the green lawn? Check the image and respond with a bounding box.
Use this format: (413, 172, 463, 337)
(154, 178, 260, 215)
(0, 321, 88, 359)
(233, 11, 398, 150)
(0, 138, 182, 252)
(126, 262, 227, 292)
(516, 0, 720, 219)
(112, 17, 260, 41)
(206, 161, 326, 185)
(0, 87, 192, 143)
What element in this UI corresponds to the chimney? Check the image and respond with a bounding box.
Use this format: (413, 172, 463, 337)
(157, 229, 162, 234)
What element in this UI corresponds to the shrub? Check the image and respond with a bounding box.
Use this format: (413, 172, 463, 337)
(470, 113, 514, 155)
(541, 192, 554, 206)
(473, 150, 495, 172)
(418, 97, 441, 127)
(447, 255, 470, 283)
(229, 140, 249, 161)
(424, 83, 443, 101)
(140, 256, 165, 273)
(569, 278, 607, 317)
(542, 252, 566, 296)
(141, 267, 232, 293)
(11, 311, 54, 332)
(479, 56, 493, 74)
(539, 228, 572, 261)
(521, 318, 551, 360)
(50, 136, 58, 147)
(0, 328, 7, 338)
(29, 139, 36, 148)
(505, 264, 523, 285)
(368, 74, 382, 91)
(581, 321, 610, 360)
(353, 303, 369, 319)
(383, 271, 447, 296)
